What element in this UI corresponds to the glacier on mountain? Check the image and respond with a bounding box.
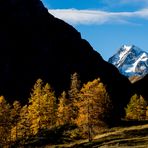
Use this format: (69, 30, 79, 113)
(108, 45, 148, 78)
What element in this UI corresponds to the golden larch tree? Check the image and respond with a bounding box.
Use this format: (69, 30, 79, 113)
(11, 105, 31, 143)
(0, 96, 12, 146)
(125, 94, 147, 120)
(57, 91, 71, 126)
(68, 73, 81, 124)
(76, 78, 112, 141)
(28, 79, 57, 135)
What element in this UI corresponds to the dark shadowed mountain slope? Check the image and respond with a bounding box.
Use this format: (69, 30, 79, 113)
(133, 74, 148, 100)
(0, 0, 131, 119)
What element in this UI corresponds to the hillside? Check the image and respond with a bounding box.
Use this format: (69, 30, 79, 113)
(0, 0, 131, 119)
(1, 1, 148, 147)
(49, 122, 148, 148)
(133, 74, 148, 100)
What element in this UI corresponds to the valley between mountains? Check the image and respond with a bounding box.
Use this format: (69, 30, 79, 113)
(0, 0, 148, 147)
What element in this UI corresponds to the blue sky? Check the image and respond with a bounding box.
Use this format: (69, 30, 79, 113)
(42, 0, 148, 61)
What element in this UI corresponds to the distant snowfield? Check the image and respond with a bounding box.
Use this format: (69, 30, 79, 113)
(108, 45, 148, 78)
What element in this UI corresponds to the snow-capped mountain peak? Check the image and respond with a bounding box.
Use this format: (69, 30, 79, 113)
(108, 45, 148, 80)
(119, 45, 132, 57)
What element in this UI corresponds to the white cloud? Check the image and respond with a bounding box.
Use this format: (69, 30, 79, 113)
(48, 8, 148, 25)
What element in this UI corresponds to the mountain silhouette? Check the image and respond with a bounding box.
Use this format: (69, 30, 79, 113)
(132, 74, 148, 100)
(0, 0, 131, 121)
